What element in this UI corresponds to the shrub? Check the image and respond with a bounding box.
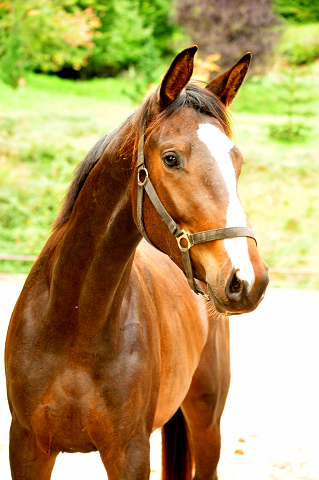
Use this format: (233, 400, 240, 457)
(267, 67, 314, 142)
(279, 23, 319, 65)
(175, 0, 281, 74)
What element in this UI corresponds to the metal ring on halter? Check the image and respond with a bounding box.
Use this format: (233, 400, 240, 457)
(137, 166, 149, 187)
(176, 230, 193, 252)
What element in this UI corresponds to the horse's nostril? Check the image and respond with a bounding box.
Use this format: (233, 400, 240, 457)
(229, 273, 242, 294)
(226, 269, 245, 300)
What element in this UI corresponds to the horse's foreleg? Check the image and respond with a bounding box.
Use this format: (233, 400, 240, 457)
(9, 417, 57, 480)
(182, 317, 231, 480)
(98, 430, 151, 480)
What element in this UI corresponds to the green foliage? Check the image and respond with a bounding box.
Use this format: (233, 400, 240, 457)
(235, 108, 319, 288)
(139, 0, 182, 56)
(267, 67, 314, 141)
(279, 23, 319, 65)
(268, 122, 312, 141)
(232, 65, 316, 142)
(0, 0, 182, 83)
(0, 0, 99, 87)
(232, 25, 319, 115)
(267, 122, 311, 142)
(80, 0, 181, 81)
(85, 0, 156, 78)
(0, 24, 24, 88)
(276, 0, 319, 23)
(231, 76, 283, 115)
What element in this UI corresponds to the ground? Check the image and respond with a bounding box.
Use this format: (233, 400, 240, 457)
(1, 275, 318, 479)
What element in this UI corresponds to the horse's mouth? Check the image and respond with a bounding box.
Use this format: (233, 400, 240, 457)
(207, 284, 231, 315)
(207, 283, 266, 316)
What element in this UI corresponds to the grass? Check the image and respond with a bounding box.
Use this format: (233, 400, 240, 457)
(0, 74, 135, 272)
(233, 112, 319, 289)
(0, 63, 319, 288)
(231, 58, 319, 288)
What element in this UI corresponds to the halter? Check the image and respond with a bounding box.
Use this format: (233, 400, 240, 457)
(136, 119, 256, 301)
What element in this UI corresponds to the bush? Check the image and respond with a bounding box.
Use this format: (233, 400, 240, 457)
(276, 0, 319, 23)
(175, 0, 281, 74)
(268, 122, 312, 141)
(267, 66, 314, 142)
(0, 0, 99, 88)
(279, 23, 319, 65)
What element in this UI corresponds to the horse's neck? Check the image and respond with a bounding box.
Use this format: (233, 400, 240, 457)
(47, 130, 140, 337)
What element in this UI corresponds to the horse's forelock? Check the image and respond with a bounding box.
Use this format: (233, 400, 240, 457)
(144, 83, 233, 144)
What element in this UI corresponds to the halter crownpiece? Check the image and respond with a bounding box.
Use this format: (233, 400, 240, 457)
(136, 119, 256, 301)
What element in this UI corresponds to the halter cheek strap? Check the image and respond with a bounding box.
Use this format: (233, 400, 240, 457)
(136, 120, 256, 301)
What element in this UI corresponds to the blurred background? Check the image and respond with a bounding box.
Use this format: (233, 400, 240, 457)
(0, 0, 318, 288)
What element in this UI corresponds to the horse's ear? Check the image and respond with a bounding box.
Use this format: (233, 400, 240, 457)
(205, 53, 251, 106)
(159, 45, 198, 108)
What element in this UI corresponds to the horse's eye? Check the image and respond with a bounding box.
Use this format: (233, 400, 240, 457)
(163, 154, 178, 169)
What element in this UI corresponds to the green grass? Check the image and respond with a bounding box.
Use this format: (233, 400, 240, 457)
(0, 67, 319, 288)
(232, 65, 319, 116)
(229, 59, 319, 288)
(0, 75, 135, 273)
(233, 112, 319, 289)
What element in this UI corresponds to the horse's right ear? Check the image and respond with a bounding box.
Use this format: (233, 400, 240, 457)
(159, 45, 198, 109)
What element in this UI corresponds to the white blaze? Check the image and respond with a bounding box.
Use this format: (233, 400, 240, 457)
(197, 123, 255, 288)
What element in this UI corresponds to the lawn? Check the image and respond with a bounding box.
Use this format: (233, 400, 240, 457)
(0, 65, 318, 288)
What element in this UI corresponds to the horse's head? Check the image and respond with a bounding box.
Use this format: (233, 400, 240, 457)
(133, 46, 269, 315)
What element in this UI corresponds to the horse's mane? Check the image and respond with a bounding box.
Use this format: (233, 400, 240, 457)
(53, 83, 232, 231)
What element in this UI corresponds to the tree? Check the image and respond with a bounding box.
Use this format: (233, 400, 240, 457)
(275, 0, 319, 23)
(78, 0, 181, 80)
(139, 0, 182, 57)
(0, 0, 183, 83)
(175, 0, 281, 73)
(0, 0, 100, 88)
(268, 66, 313, 141)
(80, 0, 156, 78)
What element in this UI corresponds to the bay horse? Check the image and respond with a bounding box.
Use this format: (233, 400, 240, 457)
(5, 46, 269, 480)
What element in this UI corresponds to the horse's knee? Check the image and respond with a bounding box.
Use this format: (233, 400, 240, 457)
(9, 418, 57, 480)
(99, 433, 151, 480)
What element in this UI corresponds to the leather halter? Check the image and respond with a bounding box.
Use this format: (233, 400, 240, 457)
(136, 119, 256, 301)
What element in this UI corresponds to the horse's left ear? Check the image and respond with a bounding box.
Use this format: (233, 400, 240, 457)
(159, 45, 198, 108)
(205, 52, 251, 106)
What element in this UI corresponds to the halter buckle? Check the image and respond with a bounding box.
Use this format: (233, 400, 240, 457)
(176, 230, 192, 252)
(137, 166, 149, 187)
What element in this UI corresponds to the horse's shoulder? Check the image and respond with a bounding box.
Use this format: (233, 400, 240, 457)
(134, 240, 183, 278)
(131, 241, 205, 314)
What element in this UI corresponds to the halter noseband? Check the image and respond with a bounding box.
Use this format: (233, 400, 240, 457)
(136, 120, 256, 301)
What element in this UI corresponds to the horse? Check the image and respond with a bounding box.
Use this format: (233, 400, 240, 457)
(5, 46, 269, 480)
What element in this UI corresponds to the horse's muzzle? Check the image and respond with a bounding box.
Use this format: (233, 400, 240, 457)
(207, 262, 269, 315)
